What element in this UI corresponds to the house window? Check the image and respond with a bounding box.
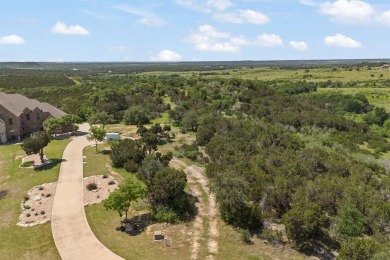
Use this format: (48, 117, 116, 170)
(36, 113, 40, 120)
(26, 114, 30, 120)
(8, 118, 13, 125)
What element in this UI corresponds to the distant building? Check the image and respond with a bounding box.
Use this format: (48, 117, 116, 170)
(0, 92, 66, 143)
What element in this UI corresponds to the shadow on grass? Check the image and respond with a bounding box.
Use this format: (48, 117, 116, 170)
(100, 149, 112, 155)
(300, 232, 339, 260)
(34, 158, 65, 172)
(0, 190, 8, 199)
(117, 213, 153, 236)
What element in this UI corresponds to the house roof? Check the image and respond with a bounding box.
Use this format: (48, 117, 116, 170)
(0, 92, 66, 118)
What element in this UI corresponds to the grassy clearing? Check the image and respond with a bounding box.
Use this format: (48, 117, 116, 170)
(216, 221, 306, 260)
(318, 87, 390, 111)
(83, 144, 112, 178)
(0, 139, 70, 259)
(141, 66, 390, 83)
(151, 112, 170, 124)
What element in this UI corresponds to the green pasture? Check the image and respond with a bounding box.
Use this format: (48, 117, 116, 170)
(141, 65, 390, 83)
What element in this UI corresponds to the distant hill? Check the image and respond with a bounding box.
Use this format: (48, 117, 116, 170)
(0, 59, 389, 74)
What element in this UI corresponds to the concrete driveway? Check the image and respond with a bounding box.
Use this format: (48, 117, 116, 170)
(51, 123, 123, 260)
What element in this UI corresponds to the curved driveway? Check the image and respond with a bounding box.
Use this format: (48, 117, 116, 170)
(51, 123, 123, 260)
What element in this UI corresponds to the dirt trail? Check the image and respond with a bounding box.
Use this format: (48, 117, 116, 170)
(170, 158, 219, 260)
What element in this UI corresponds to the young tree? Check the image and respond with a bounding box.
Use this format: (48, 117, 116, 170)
(338, 238, 380, 260)
(61, 114, 83, 132)
(335, 206, 365, 240)
(43, 118, 62, 137)
(110, 139, 145, 168)
(87, 126, 106, 151)
(20, 131, 51, 163)
(123, 106, 150, 125)
(141, 131, 158, 153)
(104, 176, 146, 222)
(282, 201, 327, 250)
(87, 111, 113, 129)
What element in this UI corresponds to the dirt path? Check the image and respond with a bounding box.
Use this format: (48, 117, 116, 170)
(51, 123, 123, 260)
(170, 158, 219, 259)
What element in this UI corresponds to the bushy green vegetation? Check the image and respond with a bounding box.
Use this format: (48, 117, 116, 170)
(2, 61, 390, 257)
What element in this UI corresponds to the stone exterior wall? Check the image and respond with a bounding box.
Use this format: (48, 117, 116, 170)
(0, 104, 21, 141)
(0, 105, 54, 141)
(0, 119, 6, 143)
(20, 107, 50, 137)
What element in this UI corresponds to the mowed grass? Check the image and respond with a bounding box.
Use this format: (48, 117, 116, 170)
(0, 139, 70, 259)
(83, 144, 193, 260)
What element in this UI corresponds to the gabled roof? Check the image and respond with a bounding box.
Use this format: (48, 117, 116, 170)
(0, 92, 66, 118)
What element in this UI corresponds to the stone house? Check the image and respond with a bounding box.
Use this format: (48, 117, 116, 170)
(0, 92, 67, 143)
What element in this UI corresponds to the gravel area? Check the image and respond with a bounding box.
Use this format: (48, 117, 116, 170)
(83, 175, 119, 206)
(17, 175, 118, 227)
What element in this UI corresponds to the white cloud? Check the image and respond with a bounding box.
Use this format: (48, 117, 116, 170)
(255, 34, 283, 47)
(320, 0, 374, 24)
(51, 22, 90, 35)
(377, 10, 390, 27)
(213, 9, 270, 24)
(150, 50, 183, 61)
(324, 33, 362, 48)
(0, 35, 25, 45)
(186, 25, 283, 52)
(175, 0, 232, 12)
(113, 5, 166, 26)
(289, 41, 308, 51)
(186, 25, 240, 52)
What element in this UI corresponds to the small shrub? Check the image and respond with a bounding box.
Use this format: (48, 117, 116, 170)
(241, 229, 252, 244)
(34, 212, 39, 216)
(26, 213, 31, 217)
(123, 160, 138, 173)
(108, 180, 116, 185)
(20, 161, 34, 167)
(38, 186, 44, 191)
(86, 183, 98, 191)
(40, 210, 45, 215)
(31, 208, 34, 211)
(41, 193, 45, 196)
(24, 205, 31, 209)
(46, 193, 51, 197)
(153, 207, 180, 223)
(102, 174, 108, 179)
(24, 195, 30, 201)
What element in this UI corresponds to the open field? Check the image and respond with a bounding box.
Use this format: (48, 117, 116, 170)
(318, 87, 390, 111)
(141, 66, 390, 83)
(0, 139, 70, 259)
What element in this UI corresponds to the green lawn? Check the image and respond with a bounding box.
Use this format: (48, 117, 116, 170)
(0, 139, 70, 259)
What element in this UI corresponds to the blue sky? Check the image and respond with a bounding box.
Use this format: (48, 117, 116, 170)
(0, 0, 389, 62)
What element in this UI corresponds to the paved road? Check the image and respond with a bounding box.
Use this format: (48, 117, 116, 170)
(51, 123, 123, 260)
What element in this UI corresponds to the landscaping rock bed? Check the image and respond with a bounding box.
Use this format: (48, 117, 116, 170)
(17, 175, 118, 227)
